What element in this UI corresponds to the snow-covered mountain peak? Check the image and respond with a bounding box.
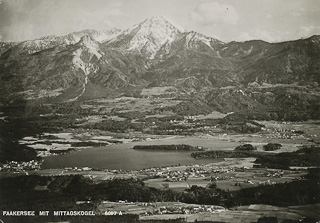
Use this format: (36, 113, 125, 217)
(131, 16, 185, 39)
(140, 16, 186, 33)
(108, 16, 185, 59)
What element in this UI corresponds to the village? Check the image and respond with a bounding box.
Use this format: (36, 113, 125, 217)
(0, 157, 307, 192)
(98, 200, 226, 216)
(0, 160, 41, 172)
(139, 162, 307, 191)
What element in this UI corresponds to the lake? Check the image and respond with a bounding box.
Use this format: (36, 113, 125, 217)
(42, 136, 235, 170)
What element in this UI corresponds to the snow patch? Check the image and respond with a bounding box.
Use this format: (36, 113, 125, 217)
(70, 46, 100, 101)
(185, 32, 215, 51)
(113, 16, 183, 58)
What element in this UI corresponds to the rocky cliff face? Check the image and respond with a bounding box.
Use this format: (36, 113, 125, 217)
(106, 16, 184, 59)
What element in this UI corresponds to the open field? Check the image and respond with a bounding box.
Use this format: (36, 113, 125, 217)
(142, 158, 307, 191)
(101, 201, 310, 223)
(98, 201, 225, 216)
(81, 96, 183, 114)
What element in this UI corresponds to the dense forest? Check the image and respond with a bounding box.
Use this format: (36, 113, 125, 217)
(192, 146, 320, 169)
(191, 150, 269, 159)
(132, 144, 199, 151)
(255, 146, 320, 169)
(1, 171, 319, 210)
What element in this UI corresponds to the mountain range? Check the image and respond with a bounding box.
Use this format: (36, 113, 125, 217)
(0, 16, 319, 119)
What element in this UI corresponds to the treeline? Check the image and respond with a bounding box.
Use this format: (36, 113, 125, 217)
(223, 108, 320, 122)
(234, 144, 256, 151)
(132, 144, 198, 151)
(192, 146, 320, 169)
(225, 179, 320, 207)
(220, 122, 262, 133)
(70, 141, 111, 147)
(255, 146, 320, 169)
(88, 118, 192, 135)
(263, 143, 282, 151)
(0, 138, 38, 163)
(88, 119, 150, 133)
(1, 174, 319, 211)
(0, 104, 63, 163)
(1, 174, 318, 223)
(89, 119, 132, 132)
(191, 150, 269, 159)
(0, 176, 182, 211)
(32, 141, 114, 147)
(0, 120, 39, 163)
(50, 148, 75, 154)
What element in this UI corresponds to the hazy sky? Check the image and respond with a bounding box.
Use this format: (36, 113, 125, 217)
(0, 0, 320, 42)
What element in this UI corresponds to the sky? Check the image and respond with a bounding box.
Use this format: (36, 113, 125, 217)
(0, 0, 320, 43)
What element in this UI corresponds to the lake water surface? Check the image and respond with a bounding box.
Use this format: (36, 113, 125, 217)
(42, 137, 233, 170)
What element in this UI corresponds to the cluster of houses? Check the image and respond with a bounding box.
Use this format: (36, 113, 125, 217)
(141, 165, 252, 185)
(64, 166, 93, 171)
(141, 166, 210, 182)
(164, 167, 209, 182)
(140, 165, 255, 183)
(103, 201, 225, 216)
(259, 179, 276, 185)
(0, 160, 41, 172)
(264, 127, 306, 140)
(209, 167, 252, 182)
(211, 175, 234, 181)
(264, 170, 285, 178)
(144, 204, 225, 216)
(211, 166, 250, 174)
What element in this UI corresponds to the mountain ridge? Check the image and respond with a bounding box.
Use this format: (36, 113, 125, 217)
(0, 16, 319, 119)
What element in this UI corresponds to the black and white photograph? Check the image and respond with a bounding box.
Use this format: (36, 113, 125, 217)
(0, 0, 319, 222)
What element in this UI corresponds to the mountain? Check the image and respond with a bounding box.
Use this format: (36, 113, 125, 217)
(154, 31, 225, 61)
(0, 16, 319, 119)
(106, 16, 185, 59)
(144, 31, 237, 89)
(238, 36, 320, 85)
(0, 42, 17, 56)
(0, 28, 122, 58)
(0, 34, 146, 103)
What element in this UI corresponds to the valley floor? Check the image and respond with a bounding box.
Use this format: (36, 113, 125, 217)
(0, 97, 319, 223)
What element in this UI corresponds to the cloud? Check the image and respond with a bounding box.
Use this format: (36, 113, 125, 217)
(190, 2, 239, 26)
(0, 34, 2, 41)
